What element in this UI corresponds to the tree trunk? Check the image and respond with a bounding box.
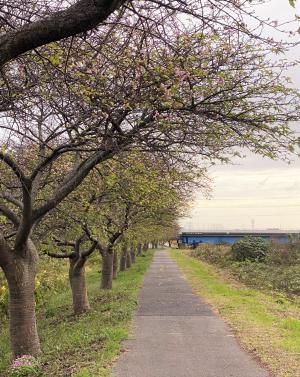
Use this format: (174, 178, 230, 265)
(1, 239, 41, 357)
(69, 257, 90, 315)
(126, 249, 132, 268)
(113, 250, 118, 279)
(143, 242, 148, 251)
(101, 251, 114, 289)
(137, 243, 142, 256)
(130, 246, 136, 264)
(120, 247, 127, 271)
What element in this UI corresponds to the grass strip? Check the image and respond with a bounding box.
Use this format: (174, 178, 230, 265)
(0, 251, 153, 377)
(170, 250, 300, 377)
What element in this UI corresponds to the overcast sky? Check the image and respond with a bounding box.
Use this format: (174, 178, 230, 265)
(180, 0, 300, 231)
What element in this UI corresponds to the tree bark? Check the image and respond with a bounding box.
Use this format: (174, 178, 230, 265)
(126, 249, 132, 268)
(137, 243, 142, 256)
(143, 242, 148, 251)
(69, 257, 90, 315)
(113, 250, 118, 279)
(120, 247, 127, 271)
(130, 246, 136, 264)
(101, 251, 114, 289)
(1, 239, 41, 357)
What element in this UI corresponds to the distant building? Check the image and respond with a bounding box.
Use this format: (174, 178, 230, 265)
(179, 231, 299, 246)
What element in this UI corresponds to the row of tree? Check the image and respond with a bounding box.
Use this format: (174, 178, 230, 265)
(0, 0, 299, 363)
(0, 146, 197, 357)
(42, 150, 197, 302)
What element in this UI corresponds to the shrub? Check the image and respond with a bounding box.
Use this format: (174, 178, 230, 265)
(231, 236, 270, 262)
(231, 262, 300, 296)
(190, 244, 231, 266)
(189, 239, 300, 297)
(266, 242, 300, 266)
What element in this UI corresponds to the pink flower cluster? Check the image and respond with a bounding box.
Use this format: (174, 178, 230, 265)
(174, 67, 189, 82)
(11, 355, 35, 369)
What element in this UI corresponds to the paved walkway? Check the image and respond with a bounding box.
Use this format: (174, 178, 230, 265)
(112, 251, 269, 377)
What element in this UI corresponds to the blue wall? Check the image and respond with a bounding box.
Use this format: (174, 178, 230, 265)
(180, 234, 288, 245)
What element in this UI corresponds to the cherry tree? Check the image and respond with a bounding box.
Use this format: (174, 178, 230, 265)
(0, 24, 299, 357)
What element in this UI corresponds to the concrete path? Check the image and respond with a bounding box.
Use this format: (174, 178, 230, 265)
(112, 251, 269, 377)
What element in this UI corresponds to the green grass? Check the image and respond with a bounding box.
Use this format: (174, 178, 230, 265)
(171, 250, 300, 377)
(0, 251, 153, 377)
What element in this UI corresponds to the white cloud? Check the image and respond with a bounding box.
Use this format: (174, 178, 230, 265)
(181, 161, 300, 230)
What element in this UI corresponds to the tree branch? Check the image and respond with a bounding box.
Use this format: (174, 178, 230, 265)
(32, 148, 114, 221)
(81, 241, 98, 257)
(0, 203, 20, 226)
(0, 0, 126, 66)
(46, 251, 74, 259)
(52, 236, 76, 248)
(82, 224, 106, 254)
(0, 151, 27, 183)
(1, 193, 23, 209)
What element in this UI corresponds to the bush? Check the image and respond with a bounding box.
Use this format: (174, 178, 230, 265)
(266, 242, 300, 266)
(190, 244, 231, 266)
(230, 262, 300, 296)
(274, 266, 300, 295)
(189, 239, 300, 297)
(231, 237, 270, 262)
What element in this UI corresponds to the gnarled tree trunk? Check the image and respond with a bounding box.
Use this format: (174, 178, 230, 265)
(113, 250, 118, 279)
(101, 251, 114, 289)
(0, 238, 41, 357)
(120, 246, 127, 271)
(69, 256, 90, 315)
